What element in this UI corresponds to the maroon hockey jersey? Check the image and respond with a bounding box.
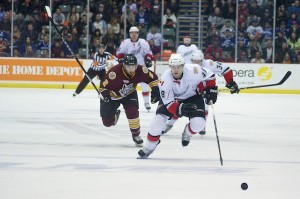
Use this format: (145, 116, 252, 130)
(100, 64, 159, 99)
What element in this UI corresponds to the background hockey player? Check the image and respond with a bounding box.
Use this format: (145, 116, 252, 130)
(137, 54, 218, 159)
(99, 54, 160, 147)
(164, 49, 240, 135)
(116, 26, 154, 111)
(73, 44, 112, 97)
(176, 36, 198, 64)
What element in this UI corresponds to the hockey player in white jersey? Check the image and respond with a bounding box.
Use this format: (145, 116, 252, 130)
(137, 54, 218, 159)
(176, 36, 198, 64)
(163, 49, 240, 135)
(116, 26, 154, 111)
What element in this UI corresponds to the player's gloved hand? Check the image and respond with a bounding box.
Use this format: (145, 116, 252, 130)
(226, 80, 240, 94)
(118, 58, 124, 64)
(145, 57, 152, 68)
(150, 86, 160, 104)
(100, 90, 111, 105)
(176, 103, 198, 117)
(204, 86, 218, 105)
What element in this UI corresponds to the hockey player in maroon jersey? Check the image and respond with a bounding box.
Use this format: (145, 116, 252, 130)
(99, 54, 160, 147)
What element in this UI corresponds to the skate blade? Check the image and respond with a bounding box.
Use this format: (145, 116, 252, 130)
(135, 143, 143, 147)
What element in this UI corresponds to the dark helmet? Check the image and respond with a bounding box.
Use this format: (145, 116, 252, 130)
(124, 54, 137, 65)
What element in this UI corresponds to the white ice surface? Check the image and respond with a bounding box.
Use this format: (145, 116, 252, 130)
(0, 88, 300, 199)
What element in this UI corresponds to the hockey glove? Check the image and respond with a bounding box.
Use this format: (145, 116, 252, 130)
(176, 103, 198, 118)
(145, 58, 152, 68)
(100, 89, 111, 105)
(150, 86, 160, 104)
(204, 86, 218, 105)
(226, 80, 240, 94)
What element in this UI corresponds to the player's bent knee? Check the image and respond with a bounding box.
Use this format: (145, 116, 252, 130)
(189, 117, 206, 132)
(102, 117, 115, 127)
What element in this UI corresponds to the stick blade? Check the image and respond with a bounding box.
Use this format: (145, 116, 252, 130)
(45, 6, 52, 18)
(279, 71, 292, 85)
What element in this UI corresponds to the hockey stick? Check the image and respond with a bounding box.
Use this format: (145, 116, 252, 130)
(219, 71, 292, 92)
(45, 6, 101, 96)
(210, 103, 223, 166)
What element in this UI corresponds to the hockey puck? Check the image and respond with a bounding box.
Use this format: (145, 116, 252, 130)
(241, 182, 248, 190)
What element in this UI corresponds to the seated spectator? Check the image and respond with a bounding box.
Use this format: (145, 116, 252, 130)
(20, 22, 38, 44)
(122, 0, 138, 15)
(282, 52, 292, 63)
(287, 21, 300, 37)
(275, 31, 287, 49)
(262, 39, 274, 63)
(14, 13, 26, 32)
(37, 34, 50, 58)
(12, 25, 21, 46)
(135, 6, 149, 29)
(214, 51, 225, 62)
(121, 5, 136, 33)
(262, 22, 273, 42)
(62, 34, 79, 59)
(67, 6, 80, 23)
(275, 41, 291, 63)
(162, 8, 177, 29)
(287, 12, 300, 28)
(105, 39, 117, 55)
(0, 13, 11, 32)
(237, 30, 249, 47)
(205, 38, 222, 59)
(221, 0, 236, 21)
(275, 21, 288, 38)
(52, 8, 66, 27)
(220, 19, 235, 37)
(237, 40, 248, 60)
(249, 0, 262, 18)
(19, 37, 37, 56)
(148, 5, 161, 28)
(208, 6, 225, 30)
(238, 51, 249, 63)
(137, 24, 147, 39)
(251, 51, 265, 63)
(276, 4, 288, 26)
(81, 5, 93, 23)
(146, 25, 162, 48)
(51, 39, 63, 58)
(102, 28, 118, 46)
(96, 3, 111, 23)
(220, 29, 235, 55)
(287, 0, 300, 21)
(205, 25, 220, 47)
(260, 9, 273, 27)
(0, 33, 8, 57)
(246, 18, 263, 42)
(23, 45, 37, 58)
(92, 13, 108, 36)
(148, 39, 160, 56)
(13, 48, 21, 57)
(248, 40, 262, 60)
(91, 29, 102, 44)
(287, 32, 300, 50)
(108, 16, 120, 36)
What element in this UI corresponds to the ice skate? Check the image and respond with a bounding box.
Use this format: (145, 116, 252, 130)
(137, 140, 160, 159)
(182, 124, 192, 146)
(72, 93, 78, 97)
(162, 124, 173, 135)
(144, 103, 151, 112)
(113, 109, 121, 125)
(132, 135, 143, 147)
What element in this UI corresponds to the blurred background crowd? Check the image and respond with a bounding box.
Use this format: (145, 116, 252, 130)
(0, 0, 299, 64)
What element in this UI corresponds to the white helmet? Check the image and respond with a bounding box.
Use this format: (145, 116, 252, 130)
(129, 26, 139, 32)
(191, 50, 204, 61)
(169, 53, 184, 66)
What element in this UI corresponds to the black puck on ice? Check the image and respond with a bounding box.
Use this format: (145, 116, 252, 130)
(241, 182, 248, 190)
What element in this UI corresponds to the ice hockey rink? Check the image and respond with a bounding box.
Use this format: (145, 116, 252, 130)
(0, 88, 299, 199)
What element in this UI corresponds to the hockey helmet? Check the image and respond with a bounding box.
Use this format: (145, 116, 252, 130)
(124, 54, 138, 66)
(129, 26, 139, 33)
(183, 36, 191, 44)
(169, 53, 184, 66)
(191, 50, 204, 61)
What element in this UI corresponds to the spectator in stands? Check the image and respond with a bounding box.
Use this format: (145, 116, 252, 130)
(92, 13, 108, 36)
(37, 34, 50, 58)
(275, 21, 288, 38)
(220, 19, 235, 37)
(162, 8, 177, 29)
(105, 39, 117, 55)
(14, 13, 26, 32)
(287, 21, 300, 37)
(63, 33, 79, 59)
(146, 25, 162, 49)
(237, 40, 248, 60)
(208, 6, 225, 30)
(238, 51, 249, 63)
(249, 0, 262, 18)
(0, 12, 11, 32)
(91, 29, 102, 44)
(51, 39, 63, 58)
(148, 5, 161, 28)
(0, 34, 8, 57)
(221, 0, 236, 21)
(276, 4, 288, 27)
(287, 32, 300, 50)
(19, 36, 37, 56)
(108, 16, 120, 36)
(135, 6, 149, 29)
(13, 48, 21, 57)
(288, 0, 300, 21)
(148, 39, 160, 56)
(260, 9, 273, 27)
(166, 0, 179, 16)
(12, 25, 21, 46)
(24, 45, 37, 58)
(122, 0, 138, 15)
(205, 25, 220, 47)
(251, 51, 265, 63)
(205, 38, 222, 60)
(214, 51, 225, 62)
(17, 0, 34, 17)
(246, 18, 264, 42)
(120, 6, 135, 33)
(282, 52, 293, 63)
(287, 12, 300, 28)
(262, 22, 273, 43)
(137, 24, 147, 39)
(68, 15, 80, 33)
(248, 40, 262, 60)
(275, 31, 288, 49)
(20, 22, 38, 44)
(102, 28, 118, 46)
(67, 6, 80, 23)
(81, 4, 93, 22)
(265, 0, 274, 14)
(275, 41, 291, 63)
(237, 30, 249, 47)
(0, 5, 5, 22)
(96, 3, 111, 23)
(221, 29, 235, 55)
(238, 2, 249, 19)
(262, 39, 274, 63)
(52, 8, 66, 27)
(208, 0, 222, 15)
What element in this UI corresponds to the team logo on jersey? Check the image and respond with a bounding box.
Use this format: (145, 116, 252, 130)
(119, 83, 134, 97)
(123, 80, 129, 83)
(142, 66, 148, 74)
(109, 72, 116, 80)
